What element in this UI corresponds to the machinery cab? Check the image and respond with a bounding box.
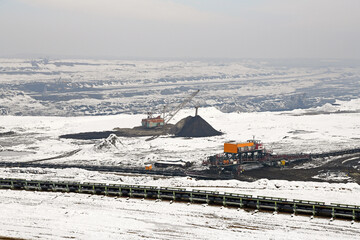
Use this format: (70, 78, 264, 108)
(141, 112, 164, 128)
(247, 139, 263, 150)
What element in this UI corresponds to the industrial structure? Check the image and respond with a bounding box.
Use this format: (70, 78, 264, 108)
(141, 90, 199, 129)
(141, 113, 164, 128)
(223, 139, 266, 161)
(205, 139, 310, 175)
(0, 177, 359, 221)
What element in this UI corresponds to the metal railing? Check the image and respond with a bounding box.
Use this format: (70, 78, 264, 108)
(0, 177, 359, 221)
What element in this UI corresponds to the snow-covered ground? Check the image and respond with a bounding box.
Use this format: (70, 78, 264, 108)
(1, 166, 360, 206)
(1, 98, 360, 239)
(1, 99, 360, 167)
(1, 189, 359, 240)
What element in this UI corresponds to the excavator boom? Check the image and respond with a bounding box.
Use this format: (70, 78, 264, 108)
(145, 89, 200, 141)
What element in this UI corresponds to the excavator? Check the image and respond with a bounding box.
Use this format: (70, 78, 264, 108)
(145, 89, 199, 141)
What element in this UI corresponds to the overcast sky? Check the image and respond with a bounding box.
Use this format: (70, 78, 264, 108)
(0, 0, 359, 59)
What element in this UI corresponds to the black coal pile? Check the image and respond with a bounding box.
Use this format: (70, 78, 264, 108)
(175, 115, 222, 137)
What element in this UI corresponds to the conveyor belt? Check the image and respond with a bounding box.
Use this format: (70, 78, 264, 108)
(0, 177, 359, 221)
(0, 161, 232, 180)
(311, 148, 360, 158)
(1, 148, 359, 180)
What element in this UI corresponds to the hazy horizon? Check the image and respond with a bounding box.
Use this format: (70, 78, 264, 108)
(1, 0, 359, 59)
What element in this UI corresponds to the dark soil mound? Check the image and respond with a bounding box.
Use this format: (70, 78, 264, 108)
(60, 131, 117, 140)
(59, 116, 221, 139)
(175, 115, 222, 137)
(60, 124, 175, 140)
(0, 131, 15, 137)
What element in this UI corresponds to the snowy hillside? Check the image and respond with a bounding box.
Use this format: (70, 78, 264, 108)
(1, 58, 360, 116)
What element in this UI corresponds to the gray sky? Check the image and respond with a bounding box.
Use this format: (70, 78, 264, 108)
(1, 0, 359, 59)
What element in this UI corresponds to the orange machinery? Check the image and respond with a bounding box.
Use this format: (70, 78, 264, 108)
(224, 140, 263, 154)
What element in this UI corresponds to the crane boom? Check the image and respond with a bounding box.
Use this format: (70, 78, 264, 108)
(145, 89, 200, 141)
(164, 89, 199, 125)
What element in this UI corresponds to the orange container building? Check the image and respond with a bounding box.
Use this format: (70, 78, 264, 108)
(224, 141, 256, 153)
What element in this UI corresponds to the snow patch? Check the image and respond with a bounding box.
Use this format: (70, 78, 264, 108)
(94, 133, 123, 151)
